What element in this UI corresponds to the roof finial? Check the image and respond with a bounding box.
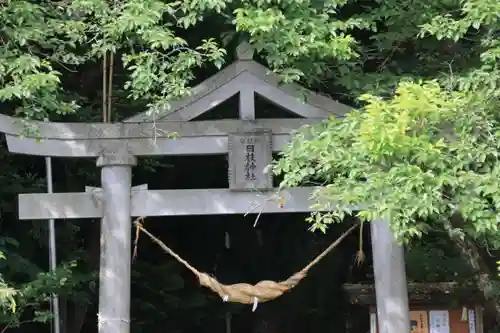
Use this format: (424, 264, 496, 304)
(236, 41, 255, 61)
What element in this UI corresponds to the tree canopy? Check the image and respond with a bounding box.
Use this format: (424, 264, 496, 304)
(275, 81, 499, 242)
(1, 0, 498, 116)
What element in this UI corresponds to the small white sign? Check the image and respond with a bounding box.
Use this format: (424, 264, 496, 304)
(468, 309, 476, 333)
(429, 310, 450, 333)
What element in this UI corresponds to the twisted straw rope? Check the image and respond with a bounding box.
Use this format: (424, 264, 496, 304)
(134, 219, 359, 307)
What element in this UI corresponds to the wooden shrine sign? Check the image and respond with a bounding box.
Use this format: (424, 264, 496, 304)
(410, 310, 429, 333)
(228, 130, 273, 191)
(370, 308, 483, 333)
(343, 282, 485, 333)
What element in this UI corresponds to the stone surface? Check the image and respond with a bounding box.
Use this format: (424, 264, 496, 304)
(228, 131, 273, 191)
(124, 60, 351, 122)
(239, 88, 255, 120)
(236, 41, 255, 61)
(1, 116, 317, 140)
(370, 219, 410, 333)
(5, 119, 318, 157)
(97, 164, 133, 333)
(6, 133, 295, 157)
(96, 145, 137, 167)
(130, 187, 347, 216)
(19, 187, 356, 219)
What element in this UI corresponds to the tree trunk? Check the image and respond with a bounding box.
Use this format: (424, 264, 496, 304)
(451, 232, 500, 325)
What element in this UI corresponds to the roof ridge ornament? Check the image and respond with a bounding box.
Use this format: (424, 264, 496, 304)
(236, 41, 255, 61)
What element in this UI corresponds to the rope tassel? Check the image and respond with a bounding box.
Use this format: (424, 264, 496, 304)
(133, 219, 359, 306)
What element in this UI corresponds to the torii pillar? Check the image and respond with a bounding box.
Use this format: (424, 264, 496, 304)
(96, 148, 137, 333)
(371, 219, 410, 333)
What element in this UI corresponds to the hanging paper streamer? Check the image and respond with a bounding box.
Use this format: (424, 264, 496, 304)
(370, 312, 377, 333)
(429, 311, 450, 333)
(410, 311, 429, 333)
(462, 307, 468, 321)
(468, 309, 476, 333)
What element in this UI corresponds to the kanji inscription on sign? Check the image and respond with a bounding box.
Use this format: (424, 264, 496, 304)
(228, 131, 272, 191)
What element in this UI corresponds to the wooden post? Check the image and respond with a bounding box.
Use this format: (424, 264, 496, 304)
(371, 219, 410, 333)
(96, 150, 137, 333)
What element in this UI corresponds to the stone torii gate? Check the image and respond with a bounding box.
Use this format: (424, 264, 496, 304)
(0, 44, 409, 333)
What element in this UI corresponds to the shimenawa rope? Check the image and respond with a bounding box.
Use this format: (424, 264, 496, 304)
(133, 219, 359, 309)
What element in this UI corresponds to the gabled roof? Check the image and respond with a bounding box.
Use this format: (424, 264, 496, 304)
(343, 282, 482, 305)
(124, 43, 352, 123)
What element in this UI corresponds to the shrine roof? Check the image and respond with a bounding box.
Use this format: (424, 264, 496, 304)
(343, 282, 483, 306)
(124, 42, 352, 123)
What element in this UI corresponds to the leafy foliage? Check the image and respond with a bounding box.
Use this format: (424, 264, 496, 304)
(233, 0, 357, 82)
(0, 247, 88, 329)
(405, 240, 474, 283)
(0, 0, 227, 120)
(275, 80, 499, 243)
(0, 252, 17, 314)
(2, 0, 497, 118)
(271, 0, 500, 323)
